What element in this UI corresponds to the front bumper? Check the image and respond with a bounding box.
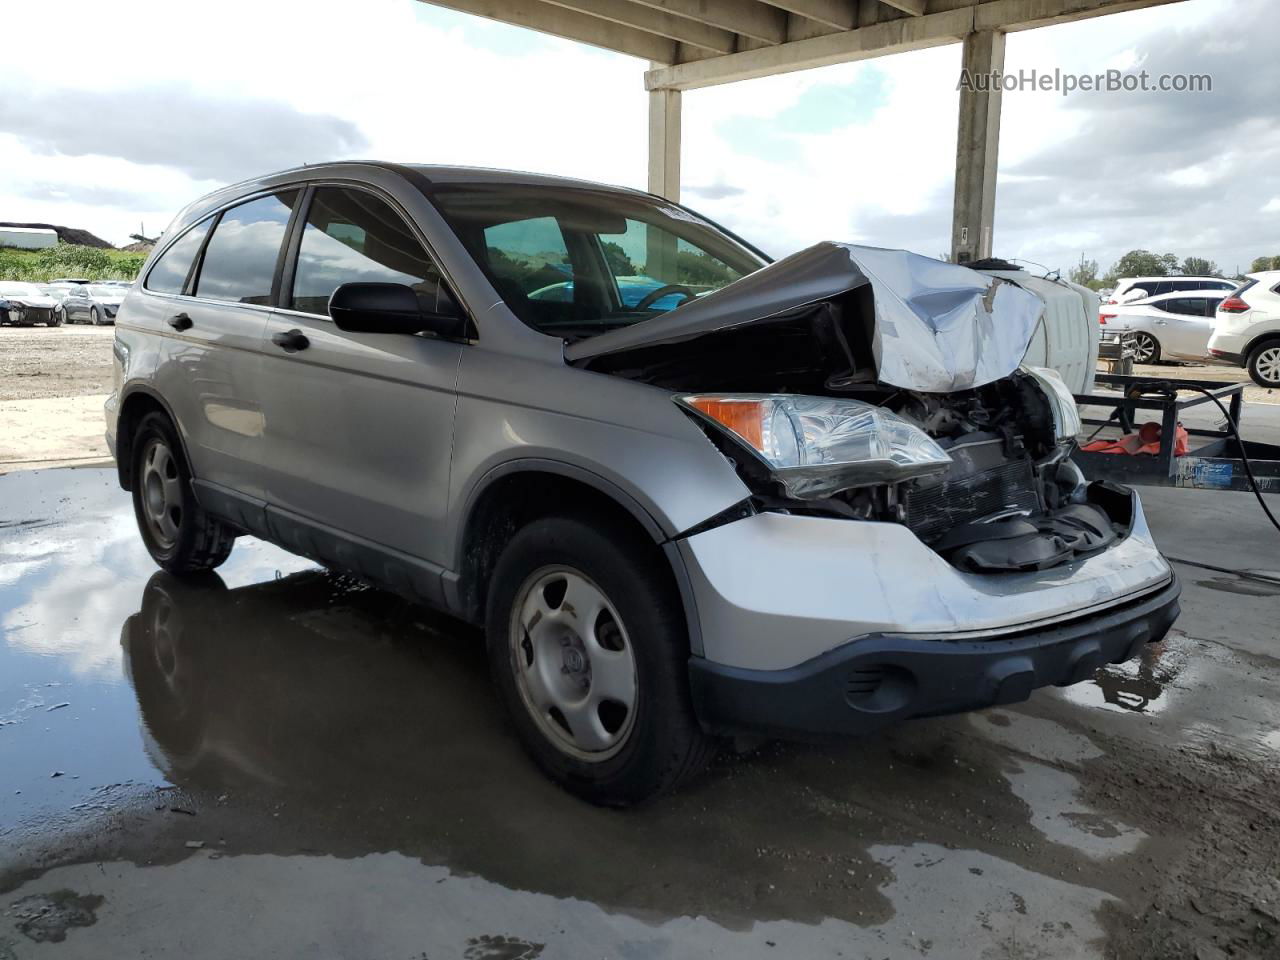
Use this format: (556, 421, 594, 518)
(690, 574, 1180, 739)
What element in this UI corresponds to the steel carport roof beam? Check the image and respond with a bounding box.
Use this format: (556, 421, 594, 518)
(540, 0, 738, 54)
(423, 0, 679, 62)
(627, 0, 789, 44)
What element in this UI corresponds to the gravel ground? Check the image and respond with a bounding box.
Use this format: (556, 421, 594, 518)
(0, 325, 115, 402)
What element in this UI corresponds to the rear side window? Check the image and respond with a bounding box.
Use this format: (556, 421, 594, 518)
(145, 219, 213, 295)
(195, 190, 299, 305)
(289, 187, 443, 316)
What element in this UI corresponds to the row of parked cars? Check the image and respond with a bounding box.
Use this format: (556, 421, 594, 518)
(0, 278, 131, 327)
(1099, 273, 1280, 387)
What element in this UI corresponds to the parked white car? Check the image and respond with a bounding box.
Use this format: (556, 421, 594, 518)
(1208, 271, 1280, 387)
(1108, 276, 1235, 305)
(1099, 289, 1226, 363)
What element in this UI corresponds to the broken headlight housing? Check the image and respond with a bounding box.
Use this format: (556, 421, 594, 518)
(678, 394, 952, 499)
(1021, 366, 1082, 441)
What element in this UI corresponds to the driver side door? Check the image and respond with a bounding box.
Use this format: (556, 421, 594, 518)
(257, 183, 464, 605)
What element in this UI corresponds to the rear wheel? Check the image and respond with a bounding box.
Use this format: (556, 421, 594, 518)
(131, 412, 236, 574)
(1247, 340, 1280, 388)
(1131, 332, 1161, 364)
(485, 514, 714, 805)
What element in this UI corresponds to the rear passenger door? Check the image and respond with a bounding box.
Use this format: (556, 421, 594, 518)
(257, 184, 464, 599)
(151, 189, 299, 511)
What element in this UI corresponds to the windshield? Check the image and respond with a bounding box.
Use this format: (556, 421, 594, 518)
(0, 283, 42, 297)
(89, 284, 123, 297)
(427, 183, 766, 338)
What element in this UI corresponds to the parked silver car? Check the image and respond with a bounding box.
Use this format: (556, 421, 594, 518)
(106, 163, 1180, 803)
(56, 282, 125, 324)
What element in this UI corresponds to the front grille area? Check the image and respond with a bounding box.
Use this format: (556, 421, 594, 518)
(905, 458, 1039, 543)
(17, 307, 53, 323)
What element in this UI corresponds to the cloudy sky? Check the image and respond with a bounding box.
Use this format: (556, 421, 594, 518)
(1, 0, 1273, 276)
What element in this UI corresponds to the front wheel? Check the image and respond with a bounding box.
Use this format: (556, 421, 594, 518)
(90, 307, 101, 325)
(1131, 331, 1161, 364)
(131, 412, 236, 574)
(486, 514, 714, 805)
(1247, 340, 1280, 388)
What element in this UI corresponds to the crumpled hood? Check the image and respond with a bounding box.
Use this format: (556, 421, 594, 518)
(565, 242, 1046, 393)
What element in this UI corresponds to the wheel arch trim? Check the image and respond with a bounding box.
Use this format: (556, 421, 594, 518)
(115, 383, 197, 491)
(445, 457, 705, 656)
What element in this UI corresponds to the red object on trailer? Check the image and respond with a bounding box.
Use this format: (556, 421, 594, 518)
(1080, 421, 1189, 457)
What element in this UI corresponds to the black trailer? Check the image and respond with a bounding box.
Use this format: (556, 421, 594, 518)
(1072, 373, 1280, 495)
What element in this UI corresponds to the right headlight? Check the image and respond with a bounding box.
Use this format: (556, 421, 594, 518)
(677, 394, 952, 499)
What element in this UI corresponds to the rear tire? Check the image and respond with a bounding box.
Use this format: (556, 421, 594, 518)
(485, 513, 714, 805)
(1247, 340, 1280, 388)
(130, 412, 236, 574)
(1132, 332, 1161, 364)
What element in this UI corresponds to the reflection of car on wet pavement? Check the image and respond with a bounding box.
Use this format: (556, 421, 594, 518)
(105, 161, 1180, 804)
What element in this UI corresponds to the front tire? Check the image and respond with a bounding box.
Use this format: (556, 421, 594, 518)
(1247, 340, 1280, 388)
(1131, 331, 1161, 364)
(485, 514, 714, 805)
(130, 412, 236, 574)
(90, 307, 101, 325)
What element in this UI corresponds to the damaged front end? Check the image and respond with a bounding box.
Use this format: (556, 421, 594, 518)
(570, 243, 1132, 574)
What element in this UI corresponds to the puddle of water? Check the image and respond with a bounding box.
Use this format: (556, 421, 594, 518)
(1057, 630, 1197, 716)
(999, 758, 1146, 859)
(0, 845, 1117, 959)
(0, 469, 314, 822)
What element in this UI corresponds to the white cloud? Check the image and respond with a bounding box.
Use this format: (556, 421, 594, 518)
(0, 0, 1264, 278)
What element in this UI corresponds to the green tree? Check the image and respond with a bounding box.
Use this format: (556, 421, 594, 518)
(1109, 249, 1173, 280)
(1250, 255, 1280, 272)
(601, 241, 636, 276)
(1068, 258, 1098, 288)
(1180, 257, 1220, 277)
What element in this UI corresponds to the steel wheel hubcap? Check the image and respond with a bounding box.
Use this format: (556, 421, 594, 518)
(141, 439, 183, 549)
(1133, 334, 1156, 362)
(509, 566, 638, 762)
(1258, 347, 1280, 384)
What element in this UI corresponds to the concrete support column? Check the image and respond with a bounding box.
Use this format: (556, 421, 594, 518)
(951, 29, 1005, 264)
(647, 84, 682, 201)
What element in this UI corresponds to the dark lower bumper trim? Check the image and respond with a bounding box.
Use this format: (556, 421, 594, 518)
(1208, 349, 1245, 366)
(689, 574, 1180, 740)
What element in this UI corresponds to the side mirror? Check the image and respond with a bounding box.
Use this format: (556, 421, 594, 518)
(328, 282, 471, 339)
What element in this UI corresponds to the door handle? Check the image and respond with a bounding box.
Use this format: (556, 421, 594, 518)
(271, 329, 310, 353)
(167, 313, 193, 331)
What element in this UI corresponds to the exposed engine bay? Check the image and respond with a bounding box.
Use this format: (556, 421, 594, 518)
(570, 247, 1127, 575)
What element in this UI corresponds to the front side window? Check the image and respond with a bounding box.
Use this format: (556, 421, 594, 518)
(429, 183, 764, 338)
(290, 187, 444, 316)
(145, 219, 213, 295)
(195, 190, 299, 305)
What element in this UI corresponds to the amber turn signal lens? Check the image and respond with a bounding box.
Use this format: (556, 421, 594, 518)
(684, 396, 766, 451)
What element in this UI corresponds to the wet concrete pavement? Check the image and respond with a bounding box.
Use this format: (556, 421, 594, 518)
(1, 468, 1278, 959)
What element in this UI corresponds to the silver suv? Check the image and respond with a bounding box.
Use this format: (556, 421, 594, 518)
(106, 162, 1180, 804)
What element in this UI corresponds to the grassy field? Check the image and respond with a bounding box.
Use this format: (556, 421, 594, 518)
(0, 243, 147, 282)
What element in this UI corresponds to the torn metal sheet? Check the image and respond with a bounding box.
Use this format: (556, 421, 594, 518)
(566, 242, 1046, 393)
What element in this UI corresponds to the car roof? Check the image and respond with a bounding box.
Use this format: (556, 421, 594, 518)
(1247, 270, 1280, 281)
(1118, 276, 1230, 283)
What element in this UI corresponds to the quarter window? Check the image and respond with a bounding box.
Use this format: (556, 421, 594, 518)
(195, 190, 299, 305)
(289, 187, 444, 316)
(145, 219, 213, 295)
